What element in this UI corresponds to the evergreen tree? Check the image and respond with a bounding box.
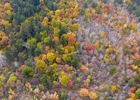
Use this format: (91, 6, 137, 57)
(59, 26, 67, 36)
(5, 47, 13, 63)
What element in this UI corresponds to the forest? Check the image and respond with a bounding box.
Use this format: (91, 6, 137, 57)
(0, 0, 140, 100)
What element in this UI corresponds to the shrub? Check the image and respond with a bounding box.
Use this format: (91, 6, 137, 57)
(109, 66, 117, 75)
(128, 78, 135, 87)
(22, 65, 32, 77)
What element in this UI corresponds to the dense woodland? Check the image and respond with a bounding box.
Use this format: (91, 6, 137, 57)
(0, 0, 140, 100)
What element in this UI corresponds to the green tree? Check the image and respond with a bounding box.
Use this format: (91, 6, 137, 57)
(92, 2, 98, 8)
(40, 74, 52, 88)
(109, 66, 117, 75)
(80, 8, 85, 15)
(59, 26, 67, 36)
(60, 35, 68, 46)
(5, 47, 13, 63)
(71, 57, 79, 68)
(105, 85, 110, 91)
(128, 78, 135, 87)
(84, 2, 88, 8)
(11, 46, 18, 58)
(51, 18, 57, 27)
(135, 90, 140, 99)
(16, 39, 24, 52)
(22, 65, 32, 77)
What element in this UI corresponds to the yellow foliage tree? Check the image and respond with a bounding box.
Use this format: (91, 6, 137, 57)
(47, 53, 55, 63)
(89, 92, 98, 100)
(111, 86, 117, 92)
(36, 60, 46, 71)
(79, 88, 89, 97)
(56, 57, 61, 63)
(55, 10, 60, 17)
(53, 37, 59, 43)
(4, 3, 12, 11)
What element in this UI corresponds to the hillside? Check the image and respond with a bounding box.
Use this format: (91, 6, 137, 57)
(0, 0, 140, 100)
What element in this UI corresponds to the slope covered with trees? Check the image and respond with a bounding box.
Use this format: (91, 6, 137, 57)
(0, 0, 140, 100)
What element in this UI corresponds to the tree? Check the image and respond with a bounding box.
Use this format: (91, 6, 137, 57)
(60, 35, 68, 46)
(29, 17, 36, 37)
(92, 2, 98, 8)
(11, 46, 18, 58)
(40, 74, 52, 88)
(48, 14, 52, 21)
(84, 2, 88, 8)
(44, 37, 51, 44)
(22, 65, 32, 77)
(111, 86, 117, 92)
(103, 0, 108, 3)
(53, 37, 59, 43)
(34, 48, 42, 56)
(29, 45, 36, 56)
(105, 85, 110, 91)
(51, 18, 57, 27)
(80, 8, 85, 15)
(59, 26, 67, 36)
(109, 66, 117, 75)
(54, 28, 60, 37)
(16, 39, 24, 52)
(55, 10, 60, 17)
(47, 53, 55, 63)
(5, 47, 13, 63)
(68, 37, 76, 45)
(20, 22, 30, 41)
(70, 24, 80, 32)
(36, 60, 46, 71)
(4, 3, 12, 11)
(64, 56, 71, 63)
(71, 57, 79, 68)
(128, 78, 135, 87)
(27, 38, 37, 45)
(97, 7, 101, 14)
(135, 90, 140, 99)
